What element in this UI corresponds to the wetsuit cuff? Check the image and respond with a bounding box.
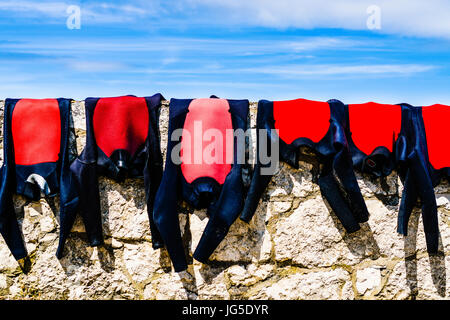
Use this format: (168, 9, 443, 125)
(345, 224, 361, 234)
(193, 228, 227, 264)
(425, 232, 440, 254)
(152, 241, 165, 250)
(89, 237, 104, 247)
(12, 248, 28, 261)
(173, 260, 188, 272)
(239, 211, 252, 224)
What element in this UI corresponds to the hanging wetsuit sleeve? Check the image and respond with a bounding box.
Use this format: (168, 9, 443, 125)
(240, 101, 276, 223)
(153, 108, 187, 272)
(331, 101, 370, 225)
(400, 153, 438, 252)
(0, 166, 27, 260)
(330, 122, 370, 224)
(317, 101, 369, 233)
(0, 100, 28, 260)
(318, 158, 362, 233)
(56, 99, 81, 258)
(194, 164, 245, 263)
(240, 163, 273, 223)
(397, 164, 418, 236)
(396, 109, 439, 253)
(144, 95, 164, 249)
(69, 99, 104, 252)
(312, 100, 369, 233)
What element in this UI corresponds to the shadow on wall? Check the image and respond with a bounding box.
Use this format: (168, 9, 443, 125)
(299, 155, 383, 261)
(52, 176, 151, 276)
(261, 151, 447, 298)
(403, 209, 446, 298)
(326, 171, 446, 298)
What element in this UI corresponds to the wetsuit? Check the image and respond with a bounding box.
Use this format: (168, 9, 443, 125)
(70, 94, 164, 254)
(347, 102, 441, 253)
(0, 98, 78, 262)
(241, 98, 369, 234)
(153, 97, 249, 272)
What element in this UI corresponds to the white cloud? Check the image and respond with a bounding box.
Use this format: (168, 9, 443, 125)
(189, 0, 450, 39)
(1, 1, 449, 38)
(142, 63, 435, 78)
(0, 1, 159, 23)
(0, 1, 67, 17)
(66, 60, 127, 72)
(0, 36, 364, 57)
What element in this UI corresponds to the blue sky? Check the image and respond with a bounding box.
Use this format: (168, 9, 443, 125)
(0, 0, 449, 104)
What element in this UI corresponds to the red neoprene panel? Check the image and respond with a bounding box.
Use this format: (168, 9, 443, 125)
(422, 104, 450, 170)
(12, 99, 61, 165)
(180, 98, 233, 185)
(93, 96, 149, 157)
(348, 102, 401, 155)
(273, 98, 331, 144)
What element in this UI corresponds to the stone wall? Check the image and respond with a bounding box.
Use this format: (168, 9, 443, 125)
(0, 100, 449, 300)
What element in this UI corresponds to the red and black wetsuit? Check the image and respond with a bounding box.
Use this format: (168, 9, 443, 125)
(347, 102, 443, 253)
(70, 94, 165, 253)
(0, 98, 78, 263)
(241, 98, 369, 234)
(153, 97, 249, 272)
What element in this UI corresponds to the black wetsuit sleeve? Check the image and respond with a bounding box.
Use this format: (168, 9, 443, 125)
(144, 94, 164, 249)
(0, 99, 28, 261)
(153, 100, 187, 272)
(55, 99, 81, 258)
(240, 161, 273, 223)
(318, 120, 369, 233)
(240, 101, 275, 223)
(395, 108, 439, 253)
(68, 99, 104, 253)
(316, 101, 369, 232)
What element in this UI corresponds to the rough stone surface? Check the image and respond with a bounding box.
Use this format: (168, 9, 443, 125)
(0, 100, 449, 300)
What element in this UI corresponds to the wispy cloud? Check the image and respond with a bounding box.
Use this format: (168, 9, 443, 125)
(0, 1, 67, 17)
(242, 64, 436, 77)
(0, 36, 376, 58)
(66, 60, 128, 72)
(189, 0, 450, 39)
(142, 64, 436, 78)
(0, 35, 439, 78)
(0, 0, 159, 24)
(1, 1, 449, 38)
